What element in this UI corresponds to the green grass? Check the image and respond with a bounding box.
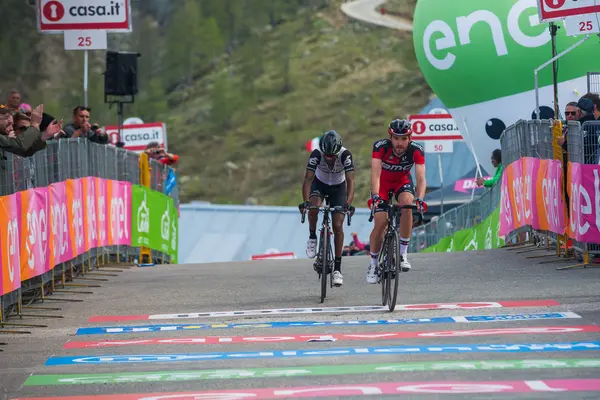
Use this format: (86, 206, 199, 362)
(170, 3, 430, 206)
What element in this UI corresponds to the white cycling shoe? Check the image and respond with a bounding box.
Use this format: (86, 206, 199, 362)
(306, 238, 317, 258)
(366, 263, 378, 284)
(400, 255, 412, 272)
(332, 271, 343, 286)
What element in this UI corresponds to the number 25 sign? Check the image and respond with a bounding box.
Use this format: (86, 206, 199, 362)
(564, 15, 600, 36)
(63, 30, 107, 51)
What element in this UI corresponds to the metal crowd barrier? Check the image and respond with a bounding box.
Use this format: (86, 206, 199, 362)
(0, 138, 179, 331)
(409, 179, 501, 253)
(498, 117, 600, 268)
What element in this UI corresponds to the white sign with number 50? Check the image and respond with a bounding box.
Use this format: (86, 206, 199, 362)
(64, 30, 107, 50)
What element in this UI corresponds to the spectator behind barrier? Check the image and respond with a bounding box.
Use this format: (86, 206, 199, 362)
(62, 106, 109, 145)
(581, 92, 600, 120)
(145, 141, 179, 166)
(577, 96, 599, 164)
(476, 149, 502, 188)
(0, 104, 63, 157)
(5, 89, 21, 112)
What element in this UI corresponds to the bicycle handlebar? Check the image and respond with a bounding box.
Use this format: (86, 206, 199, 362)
(300, 204, 352, 226)
(368, 199, 424, 224)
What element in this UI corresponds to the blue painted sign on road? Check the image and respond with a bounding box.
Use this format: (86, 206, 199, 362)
(76, 312, 581, 335)
(45, 341, 600, 366)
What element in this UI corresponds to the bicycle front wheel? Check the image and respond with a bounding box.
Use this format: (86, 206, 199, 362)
(320, 227, 329, 303)
(379, 240, 388, 306)
(387, 229, 401, 311)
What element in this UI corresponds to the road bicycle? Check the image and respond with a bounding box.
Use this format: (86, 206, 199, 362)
(368, 190, 423, 311)
(301, 194, 352, 303)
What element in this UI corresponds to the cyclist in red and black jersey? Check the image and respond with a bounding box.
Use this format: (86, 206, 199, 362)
(366, 119, 427, 284)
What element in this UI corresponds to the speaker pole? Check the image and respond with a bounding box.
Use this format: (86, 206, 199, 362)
(117, 101, 124, 147)
(84, 50, 89, 107)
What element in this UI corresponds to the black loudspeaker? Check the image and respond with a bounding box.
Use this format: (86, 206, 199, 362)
(104, 51, 139, 96)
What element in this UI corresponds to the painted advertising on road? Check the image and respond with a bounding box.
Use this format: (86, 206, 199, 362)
(45, 342, 600, 366)
(14, 378, 600, 398)
(24, 359, 600, 386)
(64, 325, 600, 349)
(76, 312, 582, 335)
(87, 299, 560, 322)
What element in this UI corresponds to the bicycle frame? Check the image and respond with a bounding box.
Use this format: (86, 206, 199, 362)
(301, 195, 352, 303)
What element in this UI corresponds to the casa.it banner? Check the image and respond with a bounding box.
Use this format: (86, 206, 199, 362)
(499, 157, 566, 237)
(0, 178, 132, 297)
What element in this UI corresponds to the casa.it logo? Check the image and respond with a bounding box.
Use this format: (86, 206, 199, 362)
(43, 1, 65, 22)
(544, 0, 566, 9)
(412, 121, 426, 135)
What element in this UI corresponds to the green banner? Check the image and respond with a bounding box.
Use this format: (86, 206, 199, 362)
(24, 358, 600, 386)
(131, 185, 178, 261)
(421, 207, 504, 253)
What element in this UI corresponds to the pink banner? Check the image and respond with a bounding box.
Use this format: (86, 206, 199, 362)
(96, 178, 109, 248)
(541, 159, 566, 235)
(453, 177, 492, 193)
(522, 157, 538, 228)
(568, 162, 600, 242)
(20, 188, 50, 281)
(0, 194, 21, 296)
(83, 177, 99, 252)
(108, 180, 131, 246)
(500, 157, 566, 237)
(67, 179, 86, 257)
(499, 168, 514, 237)
(49, 182, 74, 265)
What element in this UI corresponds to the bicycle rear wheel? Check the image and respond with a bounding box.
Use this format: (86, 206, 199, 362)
(320, 226, 329, 303)
(387, 229, 401, 311)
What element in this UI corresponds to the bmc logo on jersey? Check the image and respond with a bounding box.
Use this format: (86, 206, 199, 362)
(383, 163, 412, 172)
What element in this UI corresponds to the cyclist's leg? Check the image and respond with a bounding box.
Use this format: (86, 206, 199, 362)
(395, 178, 415, 271)
(367, 187, 390, 284)
(329, 182, 347, 286)
(306, 179, 324, 258)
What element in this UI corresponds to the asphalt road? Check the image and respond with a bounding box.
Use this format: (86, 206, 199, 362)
(1, 247, 600, 399)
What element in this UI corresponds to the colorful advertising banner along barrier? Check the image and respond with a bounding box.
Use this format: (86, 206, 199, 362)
(14, 378, 600, 398)
(131, 184, 178, 262)
(422, 207, 504, 253)
(566, 162, 600, 242)
(63, 325, 600, 349)
(75, 312, 583, 335)
(500, 157, 567, 237)
(44, 341, 600, 366)
(23, 359, 600, 386)
(87, 299, 560, 322)
(0, 180, 178, 297)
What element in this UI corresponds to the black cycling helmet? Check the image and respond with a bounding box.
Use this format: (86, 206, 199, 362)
(319, 130, 343, 156)
(388, 119, 412, 136)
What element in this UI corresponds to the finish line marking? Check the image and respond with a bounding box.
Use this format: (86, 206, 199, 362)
(24, 359, 600, 386)
(87, 299, 561, 322)
(13, 378, 600, 398)
(44, 341, 600, 366)
(64, 325, 600, 349)
(75, 312, 582, 335)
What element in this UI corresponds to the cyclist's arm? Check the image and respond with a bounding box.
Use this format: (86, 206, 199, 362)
(371, 158, 382, 197)
(303, 150, 320, 201)
(341, 149, 355, 204)
(346, 171, 355, 204)
(302, 169, 315, 202)
(371, 140, 385, 197)
(415, 163, 426, 199)
(413, 143, 426, 200)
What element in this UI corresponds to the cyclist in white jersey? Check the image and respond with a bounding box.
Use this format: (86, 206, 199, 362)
(299, 130, 355, 286)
